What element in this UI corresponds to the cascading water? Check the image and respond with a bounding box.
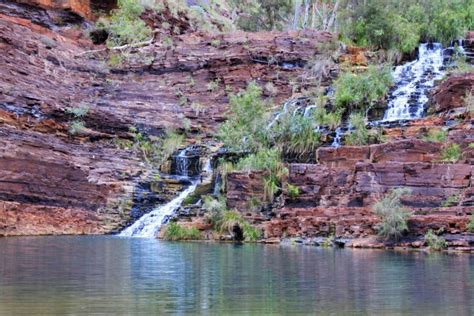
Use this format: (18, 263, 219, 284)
(331, 127, 343, 148)
(383, 43, 445, 121)
(120, 149, 210, 238)
(119, 182, 198, 238)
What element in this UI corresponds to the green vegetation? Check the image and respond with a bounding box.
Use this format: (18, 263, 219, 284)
(236, 148, 288, 202)
(65, 104, 89, 135)
(287, 184, 300, 200)
(162, 222, 202, 241)
(424, 229, 447, 251)
(422, 129, 448, 143)
(128, 127, 184, 166)
(333, 65, 392, 114)
(218, 81, 270, 152)
(467, 214, 474, 232)
(440, 143, 462, 163)
(345, 113, 368, 146)
(442, 195, 460, 207)
(97, 0, 151, 47)
(340, 0, 474, 53)
(216, 210, 261, 242)
(465, 91, 474, 115)
(373, 188, 412, 240)
(313, 107, 342, 130)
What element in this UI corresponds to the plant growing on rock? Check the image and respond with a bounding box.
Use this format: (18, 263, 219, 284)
(440, 143, 461, 163)
(464, 91, 474, 115)
(287, 184, 300, 200)
(65, 104, 89, 135)
(217, 210, 261, 242)
(467, 214, 474, 233)
(96, 0, 152, 47)
(332, 65, 392, 115)
(162, 222, 202, 241)
(218, 81, 269, 152)
(373, 188, 412, 241)
(442, 195, 460, 207)
(422, 129, 447, 143)
(424, 229, 447, 251)
(345, 112, 368, 146)
(236, 148, 288, 202)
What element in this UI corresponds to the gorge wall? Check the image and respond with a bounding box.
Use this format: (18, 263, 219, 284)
(0, 0, 334, 236)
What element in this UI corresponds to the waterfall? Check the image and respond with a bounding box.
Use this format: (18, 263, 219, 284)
(331, 127, 343, 148)
(175, 148, 190, 177)
(383, 43, 445, 121)
(119, 182, 198, 238)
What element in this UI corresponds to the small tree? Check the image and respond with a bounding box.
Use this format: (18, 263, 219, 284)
(373, 188, 412, 240)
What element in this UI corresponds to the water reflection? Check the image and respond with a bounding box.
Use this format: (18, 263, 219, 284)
(0, 237, 473, 315)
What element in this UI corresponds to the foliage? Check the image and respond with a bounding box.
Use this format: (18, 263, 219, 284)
(467, 214, 474, 233)
(203, 195, 227, 229)
(332, 65, 392, 114)
(312, 107, 342, 130)
(424, 229, 447, 251)
(345, 113, 368, 146)
(465, 91, 474, 115)
(69, 121, 86, 135)
(287, 184, 300, 200)
(66, 105, 89, 118)
(129, 128, 184, 166)
(207, 79, 220, 92)
(162, 222, 202, 241)
(373, 188, 412, 240)
(340, 0, 474, 53)
(216, 210, 261, 241)
(218, 81, 269, 152)
(422, 129, 447, 143)
(321, 235, 335, 248)
(269, 112, 321, 161)
(236, 148, 288, 202)
(440, 144, 461, 163)
(442, 195, 460, 207)
(230, 0, 294, 31)
(97, 0, 152, 47)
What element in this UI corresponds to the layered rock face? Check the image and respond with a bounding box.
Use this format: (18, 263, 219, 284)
(0, 1, 334, 235)
(227, 135, 474, 240)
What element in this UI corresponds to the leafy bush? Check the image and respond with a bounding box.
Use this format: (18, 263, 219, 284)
(333, 65, 392, 114)
(162, 222, 202, 241)
(442, 195, 460, 207)
(97, 0, 151, 47)
(66, 105, 89, 118)
(287, 184, 300, 200)
(441, 144, 461, 163)
(373, 188, 412, 240)
(218, 81, 269, 152)
(345, 113, 369, 146)
(130, 128, 183, 166)
(312, 107, 342, 130)
(236, 148, 288, 202)
(422, 129, 447, 143)
(69, 121, 86, 135)
(269, 113, 321, 161)
(216, 210, 260, 241)
(467, 214, 474, 232)
(424, 229, 447, 251)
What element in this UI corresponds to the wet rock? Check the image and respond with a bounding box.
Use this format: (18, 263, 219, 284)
(431, 73, 474, 113)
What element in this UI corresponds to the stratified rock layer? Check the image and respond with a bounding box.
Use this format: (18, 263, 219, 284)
(0, 1, 334, 235)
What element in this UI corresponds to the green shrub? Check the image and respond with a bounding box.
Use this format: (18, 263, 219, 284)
(269, 113, 321, 161)
(312, 107, 342, 130)
(216, 210, 261, 242)
(69, 121, 86, 135)
(345, 113, 369, 146)
(424, 229, 447, 251)
(218, 81, 269, 152)
(422, 129, 447, 143)
(333, 65, 392, 113)
(162, 222, 202, 241)
(236, 148, 288, 202)
(441, 144, 461, 163)
(467, 214, 474, 232)
(442, 195, 460, 207)
(465, 92, 474, 115)
(130, 128, 183, 166)
(373, 188, 412, 240)
(97, 0, 151, 47)
(287, 184, 300, 200)
(242, 223, 261, 242)
(202, 195, 226, 229)
(65, 105, 89, 118)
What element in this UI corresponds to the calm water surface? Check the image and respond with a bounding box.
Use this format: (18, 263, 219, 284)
(0, 236, 473, 315)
